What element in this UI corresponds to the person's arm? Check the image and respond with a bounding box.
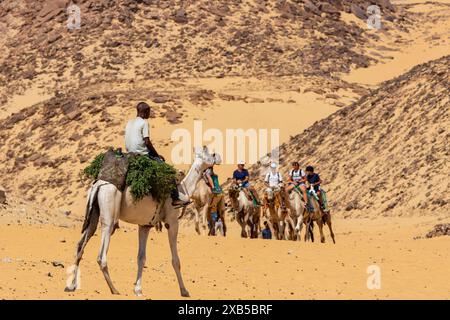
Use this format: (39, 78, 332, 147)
(141, 120, 159, 158)
(244, 171, 250, 182)
(206, 171, 214, 188)
(312, 175, 322, 186)
(301, 171, 307, 183)
(232, 171, 237, 183)
(144, 137, 161, 158)
(288, 171, 294, 183)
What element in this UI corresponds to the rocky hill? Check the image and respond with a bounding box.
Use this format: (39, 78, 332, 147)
(0, 0, 405, 104)
(250, 55, 449, 217)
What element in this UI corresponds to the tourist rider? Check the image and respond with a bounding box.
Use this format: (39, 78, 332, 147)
(232, 160, 261, 206)
(286, 161, 311, 211)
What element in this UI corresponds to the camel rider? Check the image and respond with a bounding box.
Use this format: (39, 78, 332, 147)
(203, 162, 224, 225)
(125, 102, 190, 207)
(232, 160, 261, 206)
(286, 162, 312, 212)
(203, 164, 222, 194)
(305, 166, 324, 210)
(264, 162, 285, 208)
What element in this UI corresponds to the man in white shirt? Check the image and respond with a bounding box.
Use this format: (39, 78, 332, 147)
(265, 162, 283, 189)
(286, 161, 311, 211)
(125, 102, 160, 158)
(264, 162, 286, 209)
(125, 102, 189, 207)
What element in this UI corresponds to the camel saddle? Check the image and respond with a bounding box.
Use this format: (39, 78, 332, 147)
(97, 148, 129, 191)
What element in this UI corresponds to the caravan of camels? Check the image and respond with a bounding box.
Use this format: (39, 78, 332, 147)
(65, 102, 335, 296)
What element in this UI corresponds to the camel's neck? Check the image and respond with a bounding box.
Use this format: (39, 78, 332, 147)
(180, 161, 202, 198)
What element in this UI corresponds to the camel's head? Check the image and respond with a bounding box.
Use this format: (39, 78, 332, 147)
(228, 183, 240, 199)
(227, 184, 240, 210)
(193, 146, 222, 172)
(265, 187, 275, 201)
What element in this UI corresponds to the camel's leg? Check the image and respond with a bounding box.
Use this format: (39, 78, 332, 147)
(221, 214, 227, 237)
(194, 204, 201, 235)
(165, 211, 190, 297)
(317, 218, 325, 243)
(285, 215, 295, 241)
(220, 200, 227, 237)
(295, 213, 303, 241)
(246, 211, 255, 238)
(194, 203, 209, 236)
(278, 217, 286, 240)
(324, 213, 336, 244)
(266, 220, 275, 239)
(134, 225, 150, 296)
(304, 217, 311, 242)
(64, 213, 98, 292)
(97, 186, 121, 295)
(238, 212, 248, 238)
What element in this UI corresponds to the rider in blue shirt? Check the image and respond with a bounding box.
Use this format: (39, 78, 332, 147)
(306, 166, 325, 210)
(232, 160, 261, 205)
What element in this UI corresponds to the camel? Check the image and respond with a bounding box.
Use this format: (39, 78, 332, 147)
(64, 146, 220, 297)
(285, 188, 311, 241)
(191, 178, 227, 236)
(262, 187, 290, 240)
(228, 185, 260, 238)
(300, 188, 336, 244)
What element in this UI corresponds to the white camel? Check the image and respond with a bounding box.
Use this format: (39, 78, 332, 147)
(286, 189, 306, 241)
(64, 146, 220, 297)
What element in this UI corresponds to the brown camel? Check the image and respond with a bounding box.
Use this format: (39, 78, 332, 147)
(262, 187, 291, 240)
(228, 185, 260, 238)
(302, 190, 336, 244)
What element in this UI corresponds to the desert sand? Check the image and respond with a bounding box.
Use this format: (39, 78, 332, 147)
(1, 216, 449, 300)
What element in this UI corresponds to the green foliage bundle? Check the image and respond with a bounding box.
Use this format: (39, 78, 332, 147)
(81, 153, 105, 180)
(126, 155, 177, 202)
(82, 152, 177, 203)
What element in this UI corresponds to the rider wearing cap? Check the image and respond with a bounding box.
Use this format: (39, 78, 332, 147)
(286, 161, 312, 212)
(232, 160, 261, 206)
(264, 162, 286, 209)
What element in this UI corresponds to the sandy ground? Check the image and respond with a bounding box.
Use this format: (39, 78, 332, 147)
(0, 215, 449, 300)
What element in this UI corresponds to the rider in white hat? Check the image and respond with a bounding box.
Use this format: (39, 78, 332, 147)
(232, 160, 261, 205)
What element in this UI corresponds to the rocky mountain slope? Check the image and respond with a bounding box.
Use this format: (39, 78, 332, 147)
(0, 0, 405, 105)
(250, 55, 449, 217)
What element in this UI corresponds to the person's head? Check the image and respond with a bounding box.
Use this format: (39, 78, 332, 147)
(136, 102, 151, 119)
(292, 161, 300, 170)
(237, 160, 245, 170)
(306, 166, 314, 174)
(264, 221, 269, 228)
(270, 162, 278, 173)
